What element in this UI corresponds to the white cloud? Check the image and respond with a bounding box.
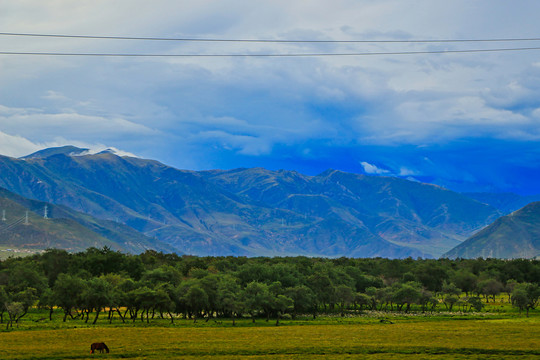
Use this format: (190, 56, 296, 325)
(0, 131, 41, 157)
(0, 105, 159, 143)
(0, 130, 137, 159)
(360, 161, 390, 175)
(197, 130, 272, 156)
(398, 167, 418, 176)
(1, 0, 540, 178)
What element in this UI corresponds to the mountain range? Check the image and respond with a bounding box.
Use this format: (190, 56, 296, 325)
(0, 146, 537, 258)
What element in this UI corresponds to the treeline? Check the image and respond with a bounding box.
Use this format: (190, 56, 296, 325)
(1, 248, 540, 328)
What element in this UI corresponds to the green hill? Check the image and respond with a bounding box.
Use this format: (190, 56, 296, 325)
(444, 201, 540, 259)
(0, 187, 173, 254)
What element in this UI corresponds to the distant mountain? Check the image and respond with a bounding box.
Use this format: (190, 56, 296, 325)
(444, 201, 540, 259)
(203, 168, 501, 257)
(463, 192, 540, 214)
(0, 147, 502, 258)
(0, 187, 173, 253)
(21, 145, 89, 159)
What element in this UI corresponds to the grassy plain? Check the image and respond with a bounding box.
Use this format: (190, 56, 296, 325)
(1, 310, 539, 359)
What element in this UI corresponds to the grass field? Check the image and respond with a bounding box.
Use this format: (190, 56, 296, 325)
(1, 312, 539, 359)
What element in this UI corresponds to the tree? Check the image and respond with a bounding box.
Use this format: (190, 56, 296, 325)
(415, 262, 449, 292)
(217, 275, 244, 326)
(442, 281, 461, 312)
(0, 285, 8, 323)
(38, 288, 56, 321)
(5, 264, 47, 296)
(392, 282, 421, 312)
(418, 289, 437, 313)
(182, 284, 209, 322)
(81, 277, 113, 324)
(477, 279, 503, 302)
(52, 273, 85, 322)
(40, 248, 71, 287)
(244, 281, 270, 323)
(153, 285, 175, 324)
(307, 271, 334, 312)
(511, 283, 540, 317)
(6, 288, 37, 328)
(140, 265, 182, 287)
(273, 294, 293, 326)
(353, 292, 370, 311)
(467, 297, 483, 312)
(286, 285, 316, 319)
(132, 286, 157, 323)
(5, 302, 23, 329)
(451, 270, 477, 296)
(334, 284, 355, 317)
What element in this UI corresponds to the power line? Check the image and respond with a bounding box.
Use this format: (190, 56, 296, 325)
(1, 31, 540, 43)
(1, 47, 540, 57)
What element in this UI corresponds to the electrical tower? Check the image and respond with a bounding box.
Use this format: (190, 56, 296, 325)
(1, 210, 5, 221)
(24, 211, 29, 225)
(44, 205, 48, 219)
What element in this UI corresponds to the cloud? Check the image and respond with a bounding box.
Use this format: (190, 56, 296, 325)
(360, 161, 391, 175)
(0, 105, 159, 144)
(2, 1, 540, 193)
(0, 130, 136, 159)
(0, 131, 41, 158)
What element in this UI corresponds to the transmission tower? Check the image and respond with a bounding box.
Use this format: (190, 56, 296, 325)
(44, 205, 48, 219)
(1, 210, 5, 221)
(24, 211, 29, 225)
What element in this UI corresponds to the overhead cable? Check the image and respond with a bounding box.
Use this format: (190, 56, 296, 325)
(1, 47, 540, 57)
(1, 31, 540, 43)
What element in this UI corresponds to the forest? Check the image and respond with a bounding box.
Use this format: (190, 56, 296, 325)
(1, 247, 539, 329)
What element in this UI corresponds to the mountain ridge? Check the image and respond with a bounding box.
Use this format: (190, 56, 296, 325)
(0, 147, 507, 258)
(0, 186, 173, 253)
(444, 201, 540, 259)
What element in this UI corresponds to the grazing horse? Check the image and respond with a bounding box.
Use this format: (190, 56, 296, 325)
(90, 342, 109, 354)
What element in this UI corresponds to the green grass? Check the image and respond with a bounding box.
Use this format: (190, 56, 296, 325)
(1, 309, 539, 359)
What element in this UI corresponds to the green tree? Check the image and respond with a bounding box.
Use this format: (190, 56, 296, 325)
(273, 294, 293, 326)
(38, 288, 56, 321)
(334, 284, 355, 317)
(477, 278, 503, 302)
(217, 275, 244, 326)
(467, 297, 483, 312)
(6, 287, 37, 328)
(52, 273, 85, 322)
(81, 277, 113, 324)
(392, 282, 421, 312)
(511, 283, 540, 317)
(286, 285, 316, 319)
(244, 281, 270, 323)
(451, 270, 477, 296)
(182, 284, 209, 322)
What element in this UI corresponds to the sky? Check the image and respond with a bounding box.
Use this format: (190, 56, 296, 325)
(1, 1, 540, 194)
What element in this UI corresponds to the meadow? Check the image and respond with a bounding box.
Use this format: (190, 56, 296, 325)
(1, 309, 539, 359)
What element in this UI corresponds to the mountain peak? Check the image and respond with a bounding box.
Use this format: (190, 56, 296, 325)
(21, 146, 89, 159)
(21, 146, 137, 160)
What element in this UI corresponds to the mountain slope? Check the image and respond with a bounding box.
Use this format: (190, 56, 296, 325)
(463, 192, 540, 214)
(0, 187, 173, 253)
(0, 147, 503, 258)
(444, 201, 540, 259)
(204, 168, 501, 257)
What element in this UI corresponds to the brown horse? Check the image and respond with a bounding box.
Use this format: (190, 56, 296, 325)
(90, 342, 109, 354)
